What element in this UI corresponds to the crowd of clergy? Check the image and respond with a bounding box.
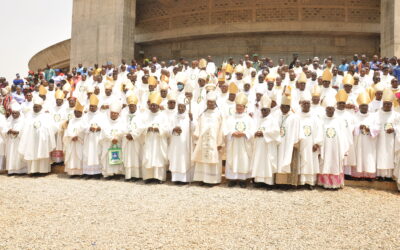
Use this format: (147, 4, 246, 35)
(1, 54, 400, 191)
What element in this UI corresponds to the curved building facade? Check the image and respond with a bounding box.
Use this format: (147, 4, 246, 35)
(29, 0, 400, 71)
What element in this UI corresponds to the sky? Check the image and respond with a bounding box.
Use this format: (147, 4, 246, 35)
(0, 0, 72, 82)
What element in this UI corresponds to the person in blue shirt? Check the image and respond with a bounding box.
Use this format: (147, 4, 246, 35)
(13, 74, 24, 86)
(369, 55, 380, 71)
(349, 54, 361, 72)
(393, 58, 400, 81)
(338, 58, 349, 73)
(11, 86, 25, 104)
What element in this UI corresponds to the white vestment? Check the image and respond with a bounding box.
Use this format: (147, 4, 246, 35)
(63, 116, 85, 175)
(82, 111, 105, 175)
(18, 111, 56, 174)
(251, 115, 281, 184)
(2, 115, 26, 174)
(225, 113, 255, 180)
(142, 111, 169, 181)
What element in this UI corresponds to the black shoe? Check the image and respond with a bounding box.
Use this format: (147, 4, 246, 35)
(239, 181, 247, 188)
(228, 181, 237, 187)
(131, 177, 140, 182)
(307, 185, 316, 190)
(253, 182, 264, 188)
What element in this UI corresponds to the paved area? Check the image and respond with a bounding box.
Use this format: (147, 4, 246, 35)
(0, 174, 399, 249)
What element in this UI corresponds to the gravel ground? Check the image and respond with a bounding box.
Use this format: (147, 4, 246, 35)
(0, 174, 400, 249)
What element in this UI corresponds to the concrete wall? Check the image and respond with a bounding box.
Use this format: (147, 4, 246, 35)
(28, 39, 71, 72)
(70, 0, 136, 68)
(381, 0, 400, 57)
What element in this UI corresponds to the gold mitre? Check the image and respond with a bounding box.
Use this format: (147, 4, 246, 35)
(149, 91, 163, 105)
(357, 92, 371, 106)
(89, 94, 99, 106)
(298, 72, 307, 83)
(127, 94, 138, 105)
(199, 58, 207, 69)
(235, 92, 248, 106)
(228, 82, 239, 94)
(62, 83, 71, 92)
(311, 85, 321, 97)
(335, 89, 348, 103)
(159, 82, 169, 90)
(39, 85, 47, 95)
(148, 76, 158, 86)
(74, 101, 85, 112)
(342, 74, 354, 86)
(265, 73, 275, 82)
(225, 64, 234, 74)
(55, 89, 65, 100)
(281, 86, 292, 105)
(322, 69, 333, 82)
(161, 75, 169, 84)
(234, 64, 244, 74)
(382, 88, 395, 102)
(105, 81, 113, 89)
(218, 72, 226, 82)
(373, 82, 385, 92)
(260, 94, 272, 109)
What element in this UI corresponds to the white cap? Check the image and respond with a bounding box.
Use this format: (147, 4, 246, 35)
(87, 85, 95, 93)
(255, 84, 265, 94)
(110, 102, 122, 113)
(11, 101, 21, 112)
(184, 83, 194, 93)
(198, 71, 208, 81)
(175, 72, 187, 84)
(177, 95, 186, 105)
(206, 91, 217, 101)
(299, 91, 312, 102)
(33, 96, 44, 105)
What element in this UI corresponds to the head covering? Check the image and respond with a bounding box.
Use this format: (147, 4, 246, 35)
(39, 85, 47, 95)
(75, 101, 85, 112)
(205, 83, 216, 91)
(89, 94, 99, 106)
(105, 81, 113, 89)
(206, 91, 217, 101)
(159, 82, 169, 90)
(184, 83, 194, 93)
(177, 95, 187, 105)
(382, 88, 395, 102)
(198, 71, 208, 81)
(127, 94, 138, 105)
(255, 84, 265, 94)
(342, 74, 354, 86)
(235, 92, 248, 106)
(265, 73, 276, 82)
(148, 76, 158, 86)
(217, 72, 226, 82)
(225, 64, 234, 74)
(234, 64, 244, 74)
(1, 88, 9, 95)
(33, 96, 44, 105)
(298, 72, 307, 83)
(260, 94, 272, 109)
(281, 86, 292, 105)
(311, 85, 321, 97)
(167, 91, 177, 101)
(336, 89, 349, 103)
(199, 58, 207, 69)
(149, 91, 163, 105)
(299, 90, 311, 102)
(322, 95, 337, 107)
(357, 92, 371, 105)
(110, 102, 122, 113)
(62, 83, 71, 92)
(322, 69, 333, 82)
(11, 101, 21, 112)
(228, 82, 239, 94)
(175, 72, 187, 84)
(55, 89, 65, 100)
(160, 75, 169, 84)
(373, 82, 385, 92)
(87, 85, 95, 93)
